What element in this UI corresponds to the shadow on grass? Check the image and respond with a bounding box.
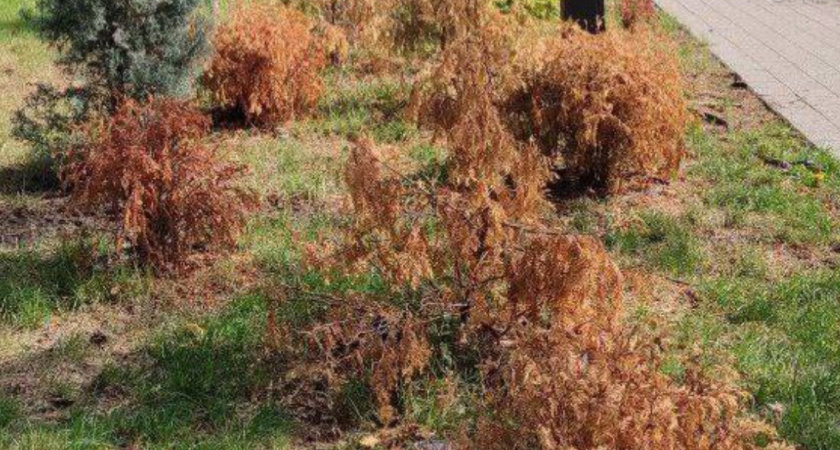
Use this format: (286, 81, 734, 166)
(0, 240, 145, 328)
(0, 293, 295, 448)
(0, 18, 37, 38)
(0, 157, 59, 195)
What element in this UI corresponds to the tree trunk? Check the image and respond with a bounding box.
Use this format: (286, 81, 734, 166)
(212, 0, 220, 20)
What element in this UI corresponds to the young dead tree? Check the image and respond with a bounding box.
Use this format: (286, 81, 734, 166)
(271, 2, 793, 448)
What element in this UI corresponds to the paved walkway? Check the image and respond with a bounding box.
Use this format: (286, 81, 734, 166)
(655, 0, 840, 154)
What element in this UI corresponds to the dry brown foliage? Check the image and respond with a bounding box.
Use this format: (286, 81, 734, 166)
(64, 98, 256, 271)
(469, 237, 786, 450)
(325, 132, 790, 448)
(306, 0, 391, 48)
(295, 0, 489, 61)
(474, 329, 792, 450)
(413, 19, 687, 195)
(274, 3, 789, 447)
(521, 25, 688, 194)
(203, 3, 326, 126)
(620, 0, 657, 28)
(321, 23, 351, 66)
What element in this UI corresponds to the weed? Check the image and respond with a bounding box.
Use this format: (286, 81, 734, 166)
(404, 377, 472, 434)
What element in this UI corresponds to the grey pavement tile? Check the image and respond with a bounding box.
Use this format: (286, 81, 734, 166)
(657, 0, 840, 157)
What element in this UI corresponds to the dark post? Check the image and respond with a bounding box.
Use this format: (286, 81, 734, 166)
(561, 0, 606, 34)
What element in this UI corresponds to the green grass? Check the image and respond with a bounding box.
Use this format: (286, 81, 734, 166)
(631, 122, 840, 449)
(680, 272, 840, 449)
(0, 0, 38, 46)
(0, 294, 294, 449)
(607, 211, 703, 277)
(0, 240, 150, 328)
(0, 393, 20, 430)
(404, 377, 475, 436)
(299, 74, 417, 143)
(0, 0, 52, 141)
(689, 124, 837, 245)
(234, 135, 344, 202)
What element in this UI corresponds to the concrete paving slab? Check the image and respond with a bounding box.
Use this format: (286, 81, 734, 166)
(656, 0, 840, 156)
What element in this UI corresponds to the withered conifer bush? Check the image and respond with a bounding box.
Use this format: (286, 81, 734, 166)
(521, 26, 688, 194)
(64, 99, 256, 272)
(291, 0, 500, 64)
(203, 3, 326, 127)
(620, 0, 657, 28)
(309, 0, 395, 50)
(278, 2, 791, 448)
(414, 20, 687, 195)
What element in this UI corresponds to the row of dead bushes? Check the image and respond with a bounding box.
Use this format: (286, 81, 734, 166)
(200, 0, 685, 193)
(273, 2, 793, 448)
(64, 0, 682, 272)
(47, 1, 795, 447)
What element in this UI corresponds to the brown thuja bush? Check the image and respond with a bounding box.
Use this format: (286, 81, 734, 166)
(474, 326, 793, 450)
(469, 236, 790, 450)
(64, 99, 256, 271)
(522, 26, 688, 194)
(203, 3, 325, 127)
(306, 0, 390, 48)
(297, 0, 487, 61)
(620, 0, 657, 28)
(313, 136, 791, 449)
(274, 3, 789, 447)
(410, 3, 522, 138)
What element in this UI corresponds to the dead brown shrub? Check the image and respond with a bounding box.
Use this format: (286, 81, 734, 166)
(474, 327, 791, 450)
(522, 26, 688, 194)
(413, 20, 687, 195)
(306, 0, 390, 48)
(469, 236, 786, 450)
(410, 5, 522, 140)
(273, 3, 789, 448)
(620, 0, 657, 28)
(325, 132, 790, 448)
(203, 3, 326, 127)
(64, 98, 257, 272)
(297, 0, 480, 63)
